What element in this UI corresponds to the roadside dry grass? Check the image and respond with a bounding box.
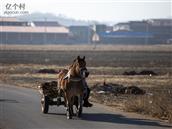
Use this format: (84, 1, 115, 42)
(124, 88, 172, 123)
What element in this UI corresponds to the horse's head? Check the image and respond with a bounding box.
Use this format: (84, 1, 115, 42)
(73, 56, 89, 79)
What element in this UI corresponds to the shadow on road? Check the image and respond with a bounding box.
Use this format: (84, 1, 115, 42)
(0, 99, 19, 103)
(82, 113, 172, 128)
(47, 113, 66, 116)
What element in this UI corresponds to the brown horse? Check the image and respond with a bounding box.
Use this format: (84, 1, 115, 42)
(57, 56, 88, 119)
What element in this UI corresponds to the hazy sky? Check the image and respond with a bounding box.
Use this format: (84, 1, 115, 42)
(1, 0, 171, 22)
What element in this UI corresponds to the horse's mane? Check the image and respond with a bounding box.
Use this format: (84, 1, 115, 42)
(68, 59, 77, 70)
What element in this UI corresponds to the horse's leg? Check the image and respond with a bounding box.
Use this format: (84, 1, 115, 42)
(57, 80, 61, 95)
(68, 100, 73, 119)
(69, 103, 74, 118)
(70, 97, 74, 116)
(64, 93, 72, 119)
(63, 92, 67, 107)
(68, 95, 75, 119)
(76, 95, 83, 117)
(74, 96, 78, 115)
(79, 95, 83, 117)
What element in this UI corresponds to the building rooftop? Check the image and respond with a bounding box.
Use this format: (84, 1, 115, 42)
(115, 22, 129, 26)
(149, 18, 172, 21)
(69, 25, 90, 28)
(147, 19, 172, 26)
(0, 26, 69, 33)
(0, 17, 19, 22)
(33, 21, 60, 27)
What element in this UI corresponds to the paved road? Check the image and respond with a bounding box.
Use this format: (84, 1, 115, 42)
(0, 84, 171, 129)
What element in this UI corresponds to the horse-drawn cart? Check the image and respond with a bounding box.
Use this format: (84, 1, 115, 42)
(38, 81, 63, 114)
(38, 56, 90, 119)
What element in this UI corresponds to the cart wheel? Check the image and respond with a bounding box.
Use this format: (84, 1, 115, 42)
(41, 95, 49, 114)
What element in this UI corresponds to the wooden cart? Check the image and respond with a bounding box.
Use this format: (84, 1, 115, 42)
(38, 81, 63, 113)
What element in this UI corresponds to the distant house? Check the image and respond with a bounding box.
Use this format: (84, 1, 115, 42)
(0, 17, 29, 26)
(0, 26, 70, 44)
(94, 24, 107, 33)
(112, 19, 172, 44)
(69, 26, 93, 43)
(113, 23, 130, 31)
(33, 21, 60, 27)
(0, 17, 70, 44)
(146, 19, 172, 43)
(106, 26, 113, 32)
(113, 21, 150, 32)
(147, 19, 172, 26)
(98, 31, 154, 44)
(128, 21, 149, 32)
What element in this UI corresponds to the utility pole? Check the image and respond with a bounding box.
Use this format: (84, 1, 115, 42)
(145, 22, 149, 44)
(44, 17, 47, 44)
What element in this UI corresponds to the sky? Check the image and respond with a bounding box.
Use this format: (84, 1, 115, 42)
(1, 0, 171, 22)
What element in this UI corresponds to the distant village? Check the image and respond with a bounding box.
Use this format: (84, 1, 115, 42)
(0, 17, 172, 44)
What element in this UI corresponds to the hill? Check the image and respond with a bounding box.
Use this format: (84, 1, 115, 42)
(17, 12, 99, 26)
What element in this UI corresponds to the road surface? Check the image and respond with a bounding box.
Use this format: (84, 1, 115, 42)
(0, 84, 171, 129)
